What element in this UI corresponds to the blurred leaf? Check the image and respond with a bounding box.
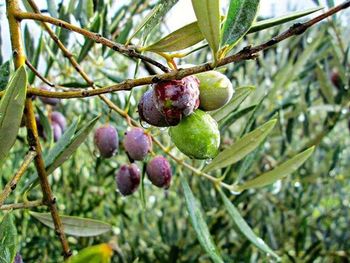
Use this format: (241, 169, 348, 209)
(203, 120, 276, 173)
(181, 176, 224, 263)
(219, 104, 257, 131)
(221, 0, 260, 50)
(116, 20, 133, 44)
(0, 213, 17, 263)
(45, 115, 100, 174)
(76, 0, 94, 27)
(315, 64, 334, 104)
(0, 66, 27, 166)
(47, 0, 58, 18)
(211, 86, 255, 122)
(191, 0, 220, 59)
(78, 14, 101, 63)
(24, 25, 34, 61)
(66, 244, 113, 263)
(126, 5, 162, 45)
(30, 212, 112, 237)
(249, 7, 323, 34)
(236, 146, 315, 191)
(22, 118, 79, 193)
(143, 21, 203, 52)
(0, 61, 10, 91)
(218, 189, 280, 260)
(28, 33, 43, 84)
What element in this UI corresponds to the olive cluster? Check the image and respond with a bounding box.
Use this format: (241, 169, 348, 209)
(138, 71, 234, 159)
(94, 126, 172, 196)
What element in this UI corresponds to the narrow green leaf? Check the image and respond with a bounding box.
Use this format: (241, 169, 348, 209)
(0, 66, 27, 165)
(126, 5, 162, 45)
(219, 104, 257, 131)
(28, 33, 43, 84)
(30, 212, 112, 237)
(116, 20, 133, 45)
(78, 15, 101, 63)
(0, 61, 10, 91)
(0, 213, 17, 263)
(203, 120, 277, 173)
(36, 105, 53, 146)
(143, 21, 203, 52)
(47, 0, 58, 18)
(191, 0, 220, 58)
(181, 176, 224, 263)
(218, 189, 280, 260)
(67, 244, 113, 263)
(21, 118, 79, 193)
(248, 7, 323, 34)
(211, 86, 255, 122)
(236, 146, 315, 191)
(46, 115, 100, 174)
(222, 0, 260, 49)
(315, 64, 334, 104)
(142, 0, 179, 37)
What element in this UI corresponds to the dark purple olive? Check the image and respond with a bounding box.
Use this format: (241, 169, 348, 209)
(94, 124, 119, 158)
(51, 111, 66, 131)
(14, 253, 23, 263)
(116, 164, 140, 196)
(35, 115, 45, 139)
(138, 89, 168, 127)
(152, 76, 200, 126)
(123, 127, 152, 161)
(146, 156, 172, 189)
(52, 122, 62, 142)
(330, 70, 342, 89)
(39, 87, 60, 106)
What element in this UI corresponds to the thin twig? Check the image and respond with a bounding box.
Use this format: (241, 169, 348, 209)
(0, 151, 37, 206)
(0, 199, 44, 210)
(25, 59, 54, 87)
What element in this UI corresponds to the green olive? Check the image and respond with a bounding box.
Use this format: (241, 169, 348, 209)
(169, 110, 220, 159)
(196, 71, 234, 111)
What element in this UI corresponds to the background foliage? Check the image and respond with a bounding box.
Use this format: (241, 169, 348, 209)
(0, 0, 349, 262)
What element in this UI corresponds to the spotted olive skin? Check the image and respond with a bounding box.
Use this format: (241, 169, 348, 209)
(51, 111, 67, 131)
(195, 71, 234, 111)
(39, 87, 60, 106)
(116, 164, 140, 196)
(123, 127, 152, 161)
(169, 110, 220, 159)
(94, 124, 119, 158)
(152, 76, 200, 126)
(52, 122, 63, 142)
(138, 89, 168, 127)
(146, 156, 172, 189)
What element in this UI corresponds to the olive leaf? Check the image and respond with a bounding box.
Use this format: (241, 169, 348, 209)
(218, 189, 280, 260)
(221, 0, 260, 51)
(0, 213, 18, 263)
(211, 86, 256, 122)
(0, 61, 10, 91)
(30, 212, 112, 237)
(0, 66, 27, 166)
(235, 146, 315, 191)
(191, 0, 221, 59)
(181, 176, 224, 263)
(203, 120, 277, 173)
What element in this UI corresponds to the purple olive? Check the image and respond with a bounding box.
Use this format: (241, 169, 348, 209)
(138, 89, 168, 127)
(14, 253, 23, 263)
(35, 115, 45, 139)
(116, 164, 140, 196)
(330, 70, 342, 89)
(52, 122, 62, 142)
(94, 124, 119, 158)
(51, 111, 66, 131)
(146, 156, 172, 189)
(152, 76, 200, 126)
(39, 87, 60, 106)
(123, 127, 152, 161)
